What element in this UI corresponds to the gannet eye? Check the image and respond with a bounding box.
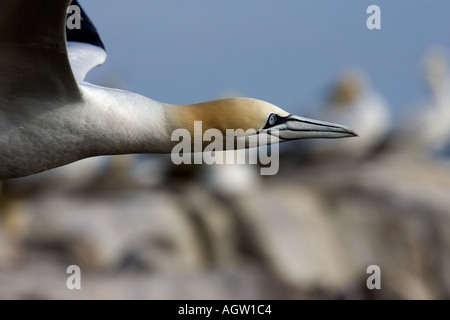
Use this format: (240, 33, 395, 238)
(268, 114, 277, 126)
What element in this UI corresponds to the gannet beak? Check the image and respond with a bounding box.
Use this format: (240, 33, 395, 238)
(265, 114, 358, 141)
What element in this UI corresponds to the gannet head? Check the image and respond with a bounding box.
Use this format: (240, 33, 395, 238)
(169, 98, 357, 149)
(329, 69, 368, 107)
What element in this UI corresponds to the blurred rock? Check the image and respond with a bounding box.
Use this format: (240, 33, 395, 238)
(14, 189, 205, 273)
(2, 148, 450, 299)
(235, 183, 352, 290)
(0, 227, 21, 270)
(0, 258, 290, 299)
(278, 155, 450, 299)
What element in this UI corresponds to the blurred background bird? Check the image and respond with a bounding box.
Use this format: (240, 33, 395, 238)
(393, 47, 450, 159)
(299, 68, 392, 162)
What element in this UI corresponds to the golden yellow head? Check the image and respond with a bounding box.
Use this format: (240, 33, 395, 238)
(166, 97, 357, 149)
(169, 97, 290, 135)
(329, 69, 368, 107)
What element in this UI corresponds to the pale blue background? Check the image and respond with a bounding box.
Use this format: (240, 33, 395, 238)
(82, 0, 450, 117)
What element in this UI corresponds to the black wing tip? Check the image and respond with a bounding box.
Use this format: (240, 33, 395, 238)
(66, 0, 106, 51)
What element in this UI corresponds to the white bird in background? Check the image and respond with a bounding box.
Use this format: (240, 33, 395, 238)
(0, 0, 357, 180)
(303, 69, 391, 160)
(396, 47, 450, 157)
(201, 149, 261, 197)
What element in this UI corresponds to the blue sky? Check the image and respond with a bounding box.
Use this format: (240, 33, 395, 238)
(82, 1, 450, 118)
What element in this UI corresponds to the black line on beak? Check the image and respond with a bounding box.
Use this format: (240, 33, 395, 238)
(287, 116, 344, 130)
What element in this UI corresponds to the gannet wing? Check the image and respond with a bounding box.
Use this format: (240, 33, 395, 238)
(0, 0, 81, 101)
(66, 0, 107, 82)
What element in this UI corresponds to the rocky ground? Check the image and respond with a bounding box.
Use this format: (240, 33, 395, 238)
(0, 152, 449, 299)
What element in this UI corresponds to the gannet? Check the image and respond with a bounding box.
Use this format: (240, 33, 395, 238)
(395, 47, 450, 156)
(0, 0, 357, 180)
(302, 69, 390, 160)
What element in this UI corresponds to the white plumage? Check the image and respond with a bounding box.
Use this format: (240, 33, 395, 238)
(397, 47, 450, 156)
(0, 0, 356, 180)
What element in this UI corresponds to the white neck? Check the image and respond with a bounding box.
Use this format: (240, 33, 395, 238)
(80, 84, 173, 155)
(0, 84, 172, 179)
